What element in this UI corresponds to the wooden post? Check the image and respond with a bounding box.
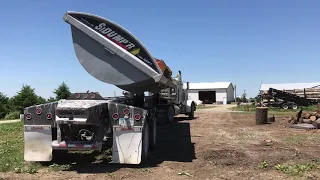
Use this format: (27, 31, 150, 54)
(256, 107, 268, 125)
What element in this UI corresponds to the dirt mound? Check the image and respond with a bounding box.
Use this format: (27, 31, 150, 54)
(201, 148, 247, 166)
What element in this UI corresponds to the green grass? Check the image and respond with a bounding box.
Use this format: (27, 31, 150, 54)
(286, 135, 310, 145)
(301, 105, 320, 111)
(48, 163, 71, 172)
(231, 105, 319, 113)
(231, 111, 297, 116)
(0, 121, 40, 173)
(275, 162, 317, 176)
(259, 160, 269, 169)
(0, 120, 113, 174)
(0, 119, 20, 121)
(285, 134, 320, 145)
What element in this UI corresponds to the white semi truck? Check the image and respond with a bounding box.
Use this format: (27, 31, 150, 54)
(23, 11, 196, 165)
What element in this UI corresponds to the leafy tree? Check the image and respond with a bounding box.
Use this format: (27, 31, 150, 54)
(249, 98, 256, 105)
(7, 98, 16, 113)
(47, 97, 56, 102)
(10, 84, 39, 113)
(54, 82, 71, 100)
(241, 91, 247, 103)
(254, 95, 262, 103)
(0, 92, 9, 119)
(37, 96, 47, 104)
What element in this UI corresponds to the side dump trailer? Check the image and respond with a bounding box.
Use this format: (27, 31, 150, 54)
(23, 11, 196, 165)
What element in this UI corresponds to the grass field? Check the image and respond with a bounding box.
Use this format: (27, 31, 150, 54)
(232, 104, 319, 113)
(0, 121, 41, 173)
(3, 109, 320, 179)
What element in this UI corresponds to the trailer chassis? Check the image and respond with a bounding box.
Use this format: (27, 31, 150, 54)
(23, 92, 191, 165)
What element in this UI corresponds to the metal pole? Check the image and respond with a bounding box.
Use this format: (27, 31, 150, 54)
(234, 85, 236, 102)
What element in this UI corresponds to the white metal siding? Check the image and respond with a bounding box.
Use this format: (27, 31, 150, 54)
(215, 89, 227, 102)
(227, 84, 235, 102)
(187, 90, 199, 101)
(186, 88, 234, 104)
(183, 82, 231, 89)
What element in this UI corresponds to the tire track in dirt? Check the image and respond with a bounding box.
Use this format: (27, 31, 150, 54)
(193, 107, 264, 169)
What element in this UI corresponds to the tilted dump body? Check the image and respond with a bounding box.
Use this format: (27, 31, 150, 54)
(63, 11, 176, 93)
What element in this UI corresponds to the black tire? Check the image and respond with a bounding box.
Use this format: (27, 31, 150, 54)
(51, 149, 68, 162)
(167, 106, 175, 123)
(188, 103, 195, 119)
(282, 104, 289, 109)
(149, 114, 157, 150)
(141, 121, 149, 162)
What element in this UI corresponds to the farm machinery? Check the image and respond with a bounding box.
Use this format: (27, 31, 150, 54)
(258, 88, 320, 109)
(23, 11, 196, 165)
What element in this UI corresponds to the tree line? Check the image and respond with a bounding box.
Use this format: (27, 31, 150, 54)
(235, 90, 262, 104)
(0, 82, 71, 120)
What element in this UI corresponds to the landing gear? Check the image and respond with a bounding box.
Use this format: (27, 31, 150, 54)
(141, 121, 149, 162)
(149, 108, 157, 150)
(155, 105, 175, 125)
(167, 106, 175, 123)
(188, 103, 195, 119)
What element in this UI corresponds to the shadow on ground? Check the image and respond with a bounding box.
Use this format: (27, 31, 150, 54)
(175, 116, 199, 121)
(41, 117, 196, 173)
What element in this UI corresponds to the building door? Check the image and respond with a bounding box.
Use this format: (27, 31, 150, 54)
(223, 97, 227, 105)
(199, 91, 216, 104)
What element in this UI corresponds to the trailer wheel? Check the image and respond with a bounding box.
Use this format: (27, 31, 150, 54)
(167, 106, 175, 123)
(292, 104, 298, 110)
(141, 121, 149, 162)
(52, 149, 68, 161)
(282, 104, 289, 109)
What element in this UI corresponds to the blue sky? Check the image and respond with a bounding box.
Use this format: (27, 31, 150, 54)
(1, 0, 320, 99)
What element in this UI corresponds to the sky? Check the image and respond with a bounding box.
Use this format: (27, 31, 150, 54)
(1, 0, 320, 99)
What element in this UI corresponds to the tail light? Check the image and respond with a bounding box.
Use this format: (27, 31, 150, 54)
(112, 113, 119, 120)
(91, 93, 96, 99)
(134, 114, 141, 121)
(76, 93, 81, 99)
(36, 107, 42, 115)
(25, 113, 31, 120)
(46, 113, 53, 120)
(83, 94, 88, 99)
(123, 108, 130, 115)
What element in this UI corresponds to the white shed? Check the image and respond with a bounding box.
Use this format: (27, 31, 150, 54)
(183, 82, 235, 104)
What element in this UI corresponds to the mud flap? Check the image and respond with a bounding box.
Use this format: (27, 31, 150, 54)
(24, 125, 53, 162)
(112, 126, 143, 164)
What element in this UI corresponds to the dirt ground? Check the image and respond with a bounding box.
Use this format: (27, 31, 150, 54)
(2, 105, 320, 180)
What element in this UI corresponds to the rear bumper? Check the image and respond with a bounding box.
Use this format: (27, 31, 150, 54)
(52, 140, 102, 150)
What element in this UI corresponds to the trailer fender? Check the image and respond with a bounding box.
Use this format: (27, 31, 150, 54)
(173, 105, 181, 116)
(186, 100, 196, 113)
(24, 125, 53, 162)
(112, 125, 144, 164)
